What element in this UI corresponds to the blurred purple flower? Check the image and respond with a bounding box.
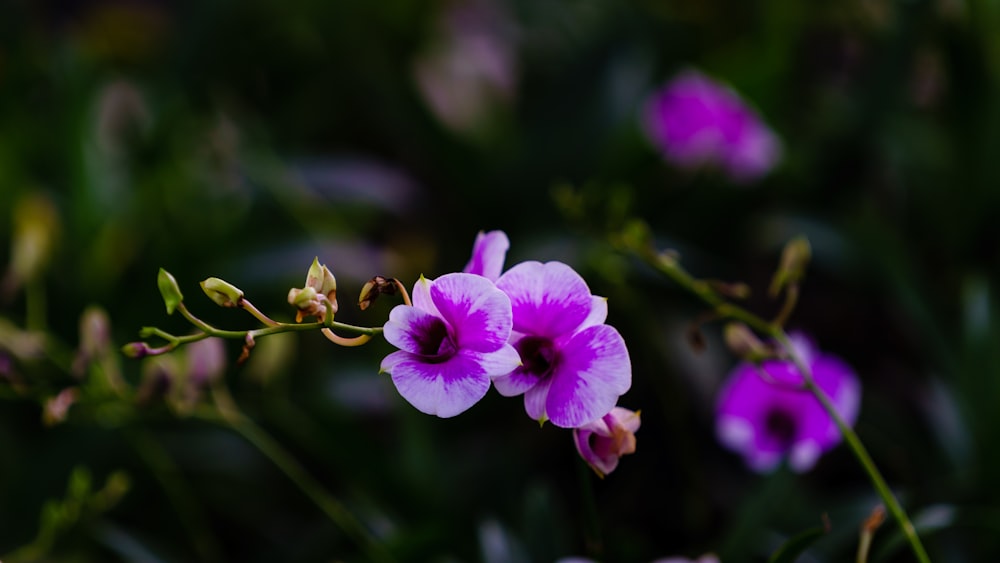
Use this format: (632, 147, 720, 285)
(716, 332, 861, 473)
(381, 273, 520, 417)
(643, 70, 781, 183)
(573, 406, 640, 477)
(493, 261, 632, 428)
(463, 230, 510, 282)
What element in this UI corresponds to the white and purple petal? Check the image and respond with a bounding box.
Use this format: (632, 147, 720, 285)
(410, 276, 440, 317)
(543, 324, 632, 428)
(386, 352, 493, 418)
(383, 304, 452, 356)
(463, 230, 510, 282)
(430, 272, 513, 353)
(496, 261, 594, 339)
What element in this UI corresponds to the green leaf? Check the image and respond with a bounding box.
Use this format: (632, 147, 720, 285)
(768, 525, 827, 563)
(157, 268, 184, 315)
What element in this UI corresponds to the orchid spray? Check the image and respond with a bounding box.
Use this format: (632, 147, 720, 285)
(614, 221, 931, 563)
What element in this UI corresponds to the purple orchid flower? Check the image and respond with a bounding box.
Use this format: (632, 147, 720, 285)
(463, 230, 510, 282)
(716, 332, 861, 473)
(573, 406, 640, 477)
(381, 273, 521, 417)
(643, 69, 781, 183)
(493, 261, 632, 428)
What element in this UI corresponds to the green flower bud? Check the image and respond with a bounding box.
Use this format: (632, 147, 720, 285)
(200, 277, 243, 307)
(305, 257, 337, 305)
(121, 342, 150, 358)
(769, 236, 811, 297)
(9, 193, 60, 285)
(157, 268, 184, 315)
(288, 286, 317, 308)
(723, 322, 769, 362)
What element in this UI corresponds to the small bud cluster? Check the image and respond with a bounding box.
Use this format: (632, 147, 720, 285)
(287, 257, 338, 323)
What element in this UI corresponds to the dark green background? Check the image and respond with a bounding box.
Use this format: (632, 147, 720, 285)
(2, 0, 999, 561)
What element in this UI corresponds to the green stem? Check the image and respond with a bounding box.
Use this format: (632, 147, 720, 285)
(192, 396, 392, 563)
(774, 334, 930, 563)
(139, 304, 384, 355)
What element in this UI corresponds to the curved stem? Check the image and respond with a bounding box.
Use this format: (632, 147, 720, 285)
(321, 329, 372, 347)
(240, 299, 279, 327)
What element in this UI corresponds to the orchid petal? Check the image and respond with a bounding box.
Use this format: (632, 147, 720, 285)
(430, 272, 513, 352)
(463, 230, 510, 282)
(497, 261, 593, 339)
(386, 353, 492, 417)
(545, 324, 631, 428)
(383, 304, 451, 356)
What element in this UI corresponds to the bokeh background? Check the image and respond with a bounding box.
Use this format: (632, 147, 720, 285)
(2, 0, 1000, 561)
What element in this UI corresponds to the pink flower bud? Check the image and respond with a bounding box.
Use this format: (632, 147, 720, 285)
(573, 407, 641, 477)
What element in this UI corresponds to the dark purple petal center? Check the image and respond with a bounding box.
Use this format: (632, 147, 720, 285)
(764, 407, 797, 448)
(516, 336, 558, 380)
(417, 317, 457, 361)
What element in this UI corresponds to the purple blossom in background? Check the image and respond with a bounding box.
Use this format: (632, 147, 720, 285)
(493, 261, 632, 428)
(463, 230, 510, 282)
(643, 69, 781, 183)
(716, 332, 861, 473)
(381, 273, 521, 417)
(573, 406, 640, 476)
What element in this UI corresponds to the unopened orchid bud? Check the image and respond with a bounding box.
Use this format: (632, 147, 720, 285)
(73, 306, 113, 377)
(573, 407, 641, 477)
(78, 306, 111, 358)
(9, 193, 60, 285)
(306, 258, 338, 314)
(43, 388, 78, 426)
(287, 258, 339, 322)
(201, 277, 244, 308)
(723, 322, 769, 362)
(121, 341, 151, 358)
(306, 257, 337, 295)
(358, 276, 398, 311)
(769, 236, 811, 297)
(288, 286, 317, 308)
(157, 268, 184, 315)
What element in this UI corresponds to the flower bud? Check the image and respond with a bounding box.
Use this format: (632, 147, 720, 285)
(306, 257, 337, 297)
(9, 193, 60, 285)
(358, 276, 398, 311)
(573, 407, 641, 477)
(157, 268, 184, 315)
(723, 322, 770, 362)
(43, 388, 78, 426)
(288, 258, 339, 322)
(121, 341, 151, 358)
(769, 236, 811, 297)
(78, 307, 112, 358)
(200, 277, 244, 308)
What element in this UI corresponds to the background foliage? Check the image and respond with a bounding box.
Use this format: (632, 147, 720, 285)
(2, 0, 1000, 561)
